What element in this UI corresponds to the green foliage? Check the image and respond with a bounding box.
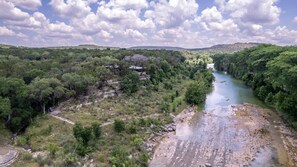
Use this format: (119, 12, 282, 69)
(121, 72, 140, 95)
(127, 122, 137, 134)
(92, 123, 101, 139)
(131, 135, 142, 149)
(64, 154, 78, 166)
(114, 119, 125, 133)
(47, 143, 59, 157)
(160, 101, 170, 112)
(213, 45, 297, 125)
(0, 47, 189, 133)
(73, 123, 93, 145)
(73, 123, 100, 156)
(0, 96, 11, 120)
(109, 145, 134, 167)
(16, 136, 27, 146)
(185, 80, 207, 105)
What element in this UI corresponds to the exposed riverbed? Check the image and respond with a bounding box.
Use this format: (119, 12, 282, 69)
(149, 70, 297, 167)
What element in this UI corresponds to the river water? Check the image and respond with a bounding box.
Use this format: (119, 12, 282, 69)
(150, 66, 296, 167)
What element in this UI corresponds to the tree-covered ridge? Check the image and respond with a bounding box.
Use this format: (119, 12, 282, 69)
(213, 45, 297, 127)
(0, 47, 186, 133)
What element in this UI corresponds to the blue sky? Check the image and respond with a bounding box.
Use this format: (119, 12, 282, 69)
(0, 0, 296, 48)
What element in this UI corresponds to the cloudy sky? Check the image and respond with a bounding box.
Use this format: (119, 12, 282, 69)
(0, 0, 297, 48)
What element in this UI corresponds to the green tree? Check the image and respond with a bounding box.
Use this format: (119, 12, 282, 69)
(185, 80, 207, 105)
(121, 72, 140, 95)
(0, 97, 12, 123)
(28, 78, 66, 113)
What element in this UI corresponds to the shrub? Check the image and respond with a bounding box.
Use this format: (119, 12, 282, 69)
(121, 72, 140, 95)
(20, 151, 32, 161)
(138, 153, 149, 167)
(64, 154, 78, 166)
(16, 136, 27, 146)
(73, 123, 93, 145)
(127, 123, 137, 134)
(92, 123, 101, 139)
(47, 143, 59, 157)
(160, 101, 169, 112)
(185, 80, 206, 105)
(114, 119, 125, 133)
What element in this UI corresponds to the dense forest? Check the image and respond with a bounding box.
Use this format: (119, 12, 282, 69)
(0, 47, 182, 132)
(0, 46, 213, 166)
(213, 44, 297, 127)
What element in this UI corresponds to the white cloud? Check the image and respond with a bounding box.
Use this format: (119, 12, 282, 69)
(96, 30, 113, 41)
(145, 0, 199, 28)
(49, 0, 93, 18)
(48, 22, 74, 33)
(105, 0, 148, 9)
(96, 3, 155, 29)
(196, 7, 238, 34)
(217, 0, 281, 25)
(0, 26, 16, 36)
(0, 26, 26, 37)
(1, 0, 297, 47)
(9, 0, 42, 10)
(0, 1, 30, 20)
(268, 26, 297, 45)
(5, 12, 45, 28)
(123, 29, 145, 41)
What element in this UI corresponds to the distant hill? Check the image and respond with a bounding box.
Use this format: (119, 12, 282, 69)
(0, 44, 14, 48)
(130, 46, 185, 50)
(190, 43, 261, 53)
(131, 43, 262, 53)
(0, 43, 261, 52)
(46, 44, 120, 50)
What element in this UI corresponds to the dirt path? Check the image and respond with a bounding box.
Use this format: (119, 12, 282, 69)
(50, 114, 75, 125)
(149, 104, 297, 167)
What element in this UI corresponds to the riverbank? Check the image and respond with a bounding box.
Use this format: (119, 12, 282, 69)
(145, 106, 196, 165)
(149, 103, 297, 167)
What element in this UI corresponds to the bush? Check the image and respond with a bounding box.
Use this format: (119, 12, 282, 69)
(16, 136, 27, 146)
(114, 119, 125, 133)
(138, 153, 149, 167)
(185, 80, 207, 105)
(92, 123, 101, 139)
(76, 142, 93, 156)
(73, 123, 93, 145)
(20, 151, 32, 161)
(121, 72, 140, 95)
(131, 135, 142, 150)
(160, 101, 170, 112)
(47, 143, 59, 157)
(64, 154, 78, 166)
(127, 123, 137, 134)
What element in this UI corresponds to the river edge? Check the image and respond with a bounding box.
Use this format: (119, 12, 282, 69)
(143, 106, 196, 161)
(147, 103, 297, 167)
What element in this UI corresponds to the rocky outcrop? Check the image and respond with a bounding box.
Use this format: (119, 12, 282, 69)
(0, 150, 18, 167)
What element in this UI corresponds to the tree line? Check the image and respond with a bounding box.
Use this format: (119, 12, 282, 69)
(213, 44, 297, 127)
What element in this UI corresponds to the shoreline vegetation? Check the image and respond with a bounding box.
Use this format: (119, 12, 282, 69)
(213, 44, 297, 129)
(0, 46, 214, 166)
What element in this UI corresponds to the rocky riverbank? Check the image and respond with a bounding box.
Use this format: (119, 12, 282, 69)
(148, 103, 297, 167)
(143, 107, 195, 159)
